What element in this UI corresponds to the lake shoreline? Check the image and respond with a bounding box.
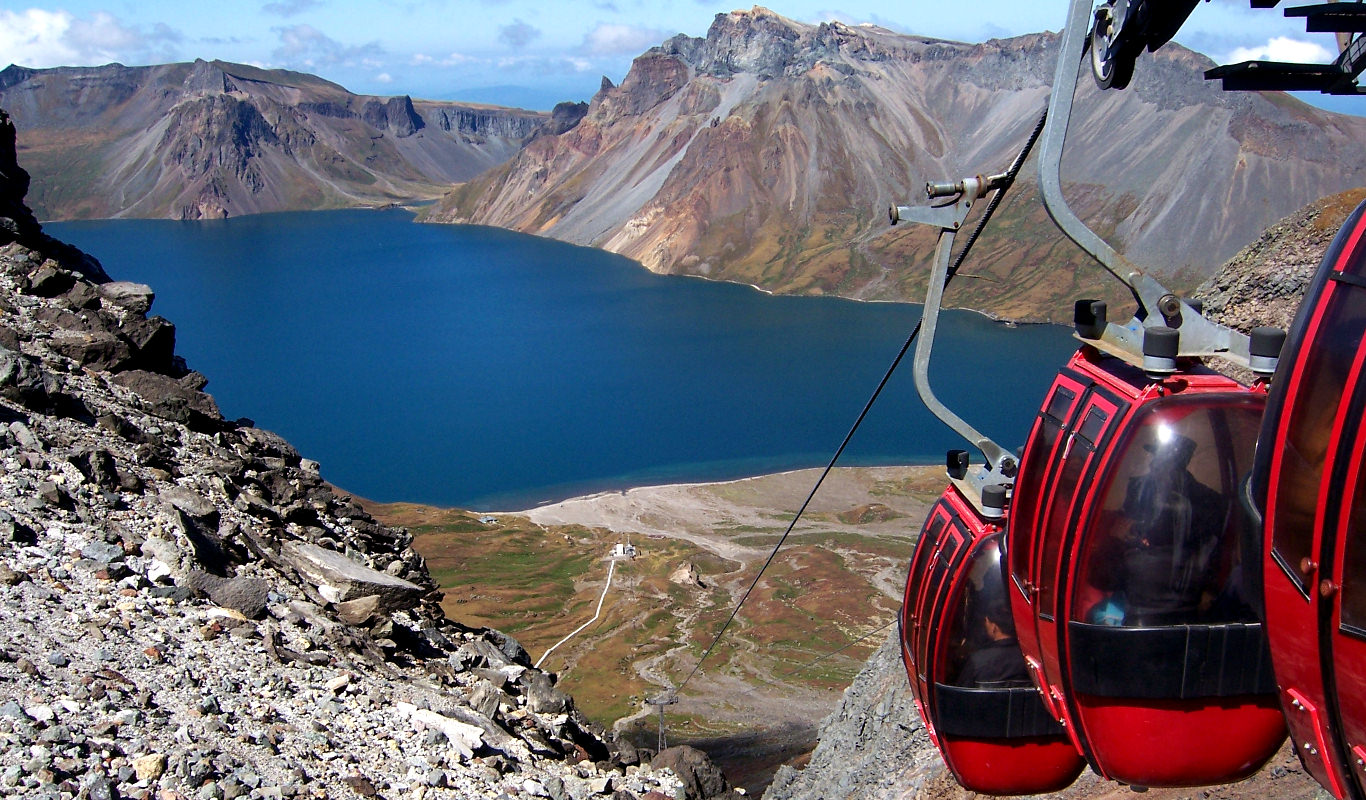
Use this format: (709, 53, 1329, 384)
(49, 210, 1078, 510)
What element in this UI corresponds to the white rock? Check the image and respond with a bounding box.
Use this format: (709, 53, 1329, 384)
(587, 776, 613, 794)
(395, 702, 483, 760)
(24, 704, 55, 723)
(145, 559, 173, 583)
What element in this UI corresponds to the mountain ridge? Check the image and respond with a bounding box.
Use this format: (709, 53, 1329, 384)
(427, 6, 1366, 322)
(0, 59, 553, 220)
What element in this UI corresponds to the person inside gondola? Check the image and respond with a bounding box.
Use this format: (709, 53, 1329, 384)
(1118, 430, 1225, 625)
(957, 600, 1032, 687)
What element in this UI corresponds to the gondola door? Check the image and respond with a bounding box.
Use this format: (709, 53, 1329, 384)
(1329, 359, 1366, 800)
(1255, 200, 1366, 799)
(1008, 370, 1087, 725)
(1316, 209, 1366, 800)
(1009, 359, 1126, 746)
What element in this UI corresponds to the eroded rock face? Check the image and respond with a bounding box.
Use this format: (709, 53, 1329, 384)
(763, 632, 942, 800)
(1196, 187, 1366, 334)
(430, 7, 1366, 323)
(0, 62, 551, 221)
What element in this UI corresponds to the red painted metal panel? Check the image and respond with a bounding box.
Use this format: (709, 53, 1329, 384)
(942, 737, 1086, 796)
(1075, 694, 1287, 787)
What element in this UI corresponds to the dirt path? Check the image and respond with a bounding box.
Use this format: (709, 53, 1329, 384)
(511, 465, 944, 793)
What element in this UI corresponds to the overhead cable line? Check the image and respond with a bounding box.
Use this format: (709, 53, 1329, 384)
(667, 107, 1049, 701)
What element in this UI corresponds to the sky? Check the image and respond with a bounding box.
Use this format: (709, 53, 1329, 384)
(1, 1, 1360, 113)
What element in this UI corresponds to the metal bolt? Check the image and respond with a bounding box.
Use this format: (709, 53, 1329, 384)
(1157, 294, 1182, 318)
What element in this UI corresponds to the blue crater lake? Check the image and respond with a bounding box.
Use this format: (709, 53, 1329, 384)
(49, 209, 1079, 510)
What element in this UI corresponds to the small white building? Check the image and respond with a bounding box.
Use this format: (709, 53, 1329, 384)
(611, 541, 638, 559)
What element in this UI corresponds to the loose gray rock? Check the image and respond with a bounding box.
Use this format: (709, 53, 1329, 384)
(0, 345, 50, 406)
(160, 485, 220, 522)
(97, 281, 155, 315)
(185, 570, 272, 619)
(521, 670, 571, 715)
(280, 541, 424, 610)
(335, 594, 383, 626)
(653, 747, 732, 800)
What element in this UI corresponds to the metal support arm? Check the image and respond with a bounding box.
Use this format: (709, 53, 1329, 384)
(893, 183, 1016, 477)
(1040, 0, 1252, 365)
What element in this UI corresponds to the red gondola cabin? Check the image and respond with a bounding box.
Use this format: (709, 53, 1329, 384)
(1249, 199, 1366, 800)
(1005, 340, 1285, 787)
(901, 481, 1086, 795)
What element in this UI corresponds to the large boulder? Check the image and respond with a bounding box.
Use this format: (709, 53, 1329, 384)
(281, 541, 425, 611)
(653, 746, 736, 800)
(111, 369, 222, 430)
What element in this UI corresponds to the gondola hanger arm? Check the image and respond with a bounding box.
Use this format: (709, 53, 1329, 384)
(892, 175, 1017, 482)
(1041, 0, 1252, 366)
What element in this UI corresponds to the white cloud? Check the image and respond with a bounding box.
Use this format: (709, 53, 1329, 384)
(0, 8, 181, 67)
(0, 9, 80, 66)
(411, 51, 480, 67)
(263, 0, 325, 17)
(68, 12, 149, 59)
(375, 72, 393, 83)
(494, 54, 598, 75)
(272, 23, 384, 68)
(499, 19, 541, 49)
(1227, 36, 1334, 64)
(581, 22, 667, 56)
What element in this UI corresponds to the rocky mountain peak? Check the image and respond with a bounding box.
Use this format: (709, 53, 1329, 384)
(182, 59, 238, 97)
(655, 6, 892, 80)
(432, 15, 1366, 322)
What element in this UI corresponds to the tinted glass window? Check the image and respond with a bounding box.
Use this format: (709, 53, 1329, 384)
(919, 525, 963, 675)
(1340, 412, 1366, 634)
(1073, 395, 1264, 628)
(906, 509, 949, 669)
(1011, 385, 1075, 589)
(1038, 403, 1110, 615)
(945, 536, 1032, 688)
(1274, 282, 1366, 591)
(1342, 471, 1366, 635)
(909, 512, 946, 610)
(1078, 407, 1107, 444)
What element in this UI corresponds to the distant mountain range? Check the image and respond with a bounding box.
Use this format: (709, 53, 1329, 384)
(5, 8, 1366, 319)
(426, 8, 1366, 319)
(0, 59, 566, 221)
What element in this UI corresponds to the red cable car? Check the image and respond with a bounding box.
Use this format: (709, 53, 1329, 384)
(901, 478, 1087, 795)
(1249, 199, 1366, 799)
(1006, 332, 1286, 787)
(890, 128, 1087, 794)
(996, 1, 1287, 783)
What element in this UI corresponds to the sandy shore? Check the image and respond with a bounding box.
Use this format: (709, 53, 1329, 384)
(512, 465, 945, 564)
